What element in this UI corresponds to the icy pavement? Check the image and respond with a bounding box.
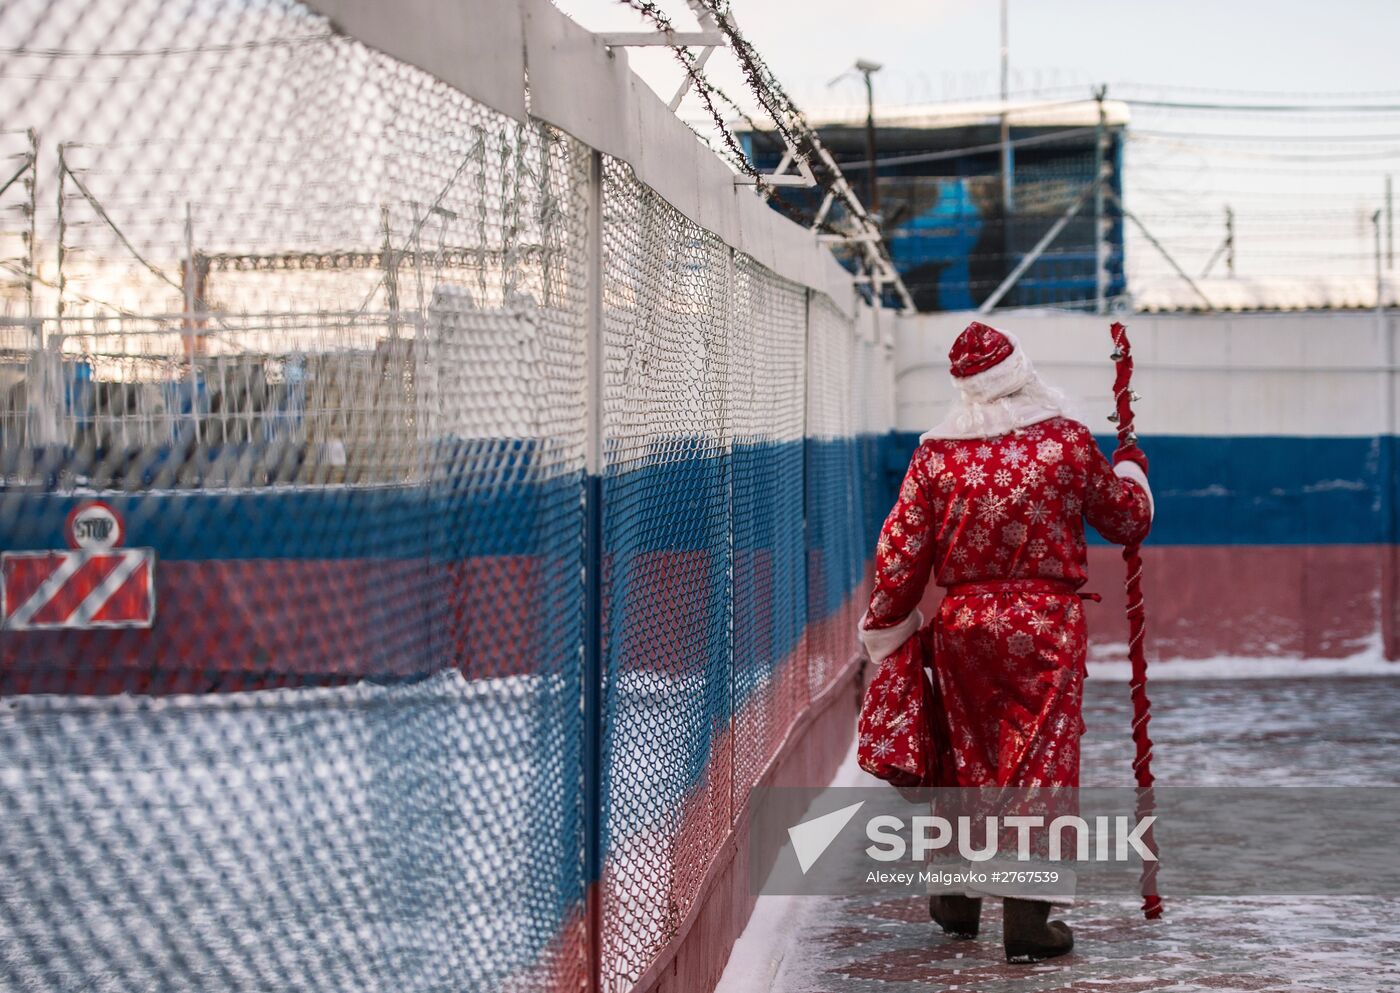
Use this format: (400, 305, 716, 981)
(718, 668, 1400, 993)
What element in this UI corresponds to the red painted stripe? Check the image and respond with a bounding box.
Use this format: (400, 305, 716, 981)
(90, 559, 152, 625)
(29, 556, 123, 626)
(3, 554, 70, 610)
(3, 546, 1393, 696)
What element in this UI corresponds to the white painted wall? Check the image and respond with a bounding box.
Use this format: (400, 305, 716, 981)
(894, 311, 1400, 438)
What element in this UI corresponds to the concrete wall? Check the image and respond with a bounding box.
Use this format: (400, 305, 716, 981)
(892, 310, 1400, 661)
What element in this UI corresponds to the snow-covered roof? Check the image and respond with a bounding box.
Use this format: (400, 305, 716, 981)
(797, 97, 1130, 132)
(1132, 275, 1398, 313)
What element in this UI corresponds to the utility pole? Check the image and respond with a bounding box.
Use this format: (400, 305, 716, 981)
(184, 202, 202, 445)
(1387, 174, 1394, 269)
(856, 58, 882, 216)
(1200, 206, 1236, 280)
(381, 204, 399, 338)
(23, 129, 37, 323)
(55, 143, 65, 324)
(999, 1, 1013, 222)
(1226, 205, 1236, 277)
(1376, 209, 1386, 311)
(1093, 85, 1108, 315)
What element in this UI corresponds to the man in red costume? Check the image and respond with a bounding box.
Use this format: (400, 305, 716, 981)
(859, 321, 1153, 962)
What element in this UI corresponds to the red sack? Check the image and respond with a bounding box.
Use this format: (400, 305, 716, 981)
(857, 627, 953, 788)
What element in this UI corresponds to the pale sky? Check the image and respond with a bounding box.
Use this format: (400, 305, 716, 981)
(557, 0, 1400, 116)
(557, 0, 1400, 293)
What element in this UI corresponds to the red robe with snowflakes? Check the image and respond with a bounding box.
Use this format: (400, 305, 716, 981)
(861, 416, 1152, 789)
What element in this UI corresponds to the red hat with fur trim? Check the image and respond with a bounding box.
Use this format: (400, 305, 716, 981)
(947, 321, 1033, 401)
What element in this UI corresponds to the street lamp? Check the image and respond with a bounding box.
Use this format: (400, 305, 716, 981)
(855, 59, 882, 215)
(829, 59, 883, 216)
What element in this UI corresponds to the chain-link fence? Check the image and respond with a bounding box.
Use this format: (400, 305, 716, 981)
(0, 1, 895, 990)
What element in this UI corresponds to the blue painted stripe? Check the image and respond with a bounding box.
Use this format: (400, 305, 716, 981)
(889, 432, 1397, 546)
(0, 438, 887, 559)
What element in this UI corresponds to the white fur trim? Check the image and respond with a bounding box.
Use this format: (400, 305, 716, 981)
(953, 332, 1033, 403)
(859, 609, 924, 665)
(919, 373, 1069, 442)
(1113, 461, 1154, 519)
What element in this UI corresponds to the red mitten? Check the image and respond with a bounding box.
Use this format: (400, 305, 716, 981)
(1113, 445, 1149, 474)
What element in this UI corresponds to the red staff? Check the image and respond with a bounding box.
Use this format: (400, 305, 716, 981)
(1109, 321, 1164, 920)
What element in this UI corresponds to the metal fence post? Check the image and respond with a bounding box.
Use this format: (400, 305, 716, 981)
(582, 148, 605, 993)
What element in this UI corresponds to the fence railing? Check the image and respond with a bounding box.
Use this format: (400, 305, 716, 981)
(0, 1, 899, 990)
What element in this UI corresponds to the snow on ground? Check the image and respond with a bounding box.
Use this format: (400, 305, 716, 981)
(1088, 633, 1397, 682)
(717, 663, 1400, 992)
(0, 666, 735, 993)
(0, 671, 571, 993)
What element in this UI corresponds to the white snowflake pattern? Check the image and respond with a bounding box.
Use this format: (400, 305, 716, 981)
(1039, 558, 1065, 578)
(1036, 439, 1064, 463)
(975, 491, 1009, 526)
(1007, 631, 1034, 656)
(968, 525, 991, 551)
(872, 736, 895, 758)
(1029, 611, 1055, 635)
(901, 477, 919, 501)
(1001, 521, 1028, 545)
(1008, 485, 1028, 504)
(982, 603, 1012, 636)
(964, 464, 988, 488)
(976, 444, 994, 461)
(953, 605, 976, 629)
(1026, 501, 1051, 524)
(939, 473, 958, 493)
(1064, 494, 1083, 515)
(1027, 538, 1048, 559)
(1056, 464, 1075, 485)
(1072, 444, 1090, 464)
(906, 534, 924, 555)
(952, 447, 972, 464)
(927, 452, 946, 474)
(1022, 463, 1046, 487)
(950, 546, 969, 564)
(993, 468, 1013, 488)
(1001, 442, 1029, 467)
(904, 504, 926, 527)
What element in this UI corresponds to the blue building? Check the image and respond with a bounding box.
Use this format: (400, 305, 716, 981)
(740, 100, 1129, 312)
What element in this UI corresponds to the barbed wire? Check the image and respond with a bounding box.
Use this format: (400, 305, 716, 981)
(610, 0, 915, 310)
